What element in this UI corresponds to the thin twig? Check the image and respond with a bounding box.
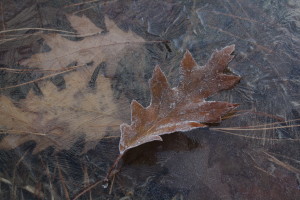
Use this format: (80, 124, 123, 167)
(224, 109, 285, 121)
(73, 6, 96, 15)
(223, 118, 300, 129)
(0, 67, 75, 73)
(12, 151, 29, 200)
(212, 129, 300, 141)
(0, 32, 40, 44)
(72, 180, 102, 200)
(253, 165, 276, 177)
(108, 174, 115, 195)
(0, 28, 76, 34)
(0, 129, 46, 136)
(39, 157, 55, 200)
(22, 185, 44, 199)
(104, 154, 123, 182)
(82, 165, 93, 200)
(262, 151, 300, 174)
(72, 154, 123, 200)
(266, 152, 300, 164)
(64, 0, 100, 8)
(57, 159, 70, 200)
(0, 65, 83, 91)
(212, 124, 300, 131)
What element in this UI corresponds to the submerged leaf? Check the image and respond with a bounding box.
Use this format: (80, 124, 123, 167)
(119, 45, 240, 154)
(20, 14, 145, 76)
(0, 14, 148, 153)
(0, 68, 127, 153)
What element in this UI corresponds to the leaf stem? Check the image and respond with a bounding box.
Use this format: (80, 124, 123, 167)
(71, 153, 124, 200)
(104, 153, 124, 183)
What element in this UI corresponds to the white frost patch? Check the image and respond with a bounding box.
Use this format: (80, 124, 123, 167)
(151, 121, 203, 135)
(291, 101, 300, 107)
(170, 102, 176, 109)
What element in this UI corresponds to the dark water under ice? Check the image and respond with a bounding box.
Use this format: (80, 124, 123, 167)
(0, 0, 300, 199)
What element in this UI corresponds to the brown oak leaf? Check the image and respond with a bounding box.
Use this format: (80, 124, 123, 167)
(20, 14, 145, 76)
(0, 14, 146, 153)
(119, 45, 240, 154)
(0, 67, 128, 153)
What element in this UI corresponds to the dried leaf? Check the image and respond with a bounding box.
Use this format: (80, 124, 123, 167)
(20, 14, 145, 76)
(119, 45, 240, 154)
(0, 14, 146, 153)
(0, 67, 127, 153)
